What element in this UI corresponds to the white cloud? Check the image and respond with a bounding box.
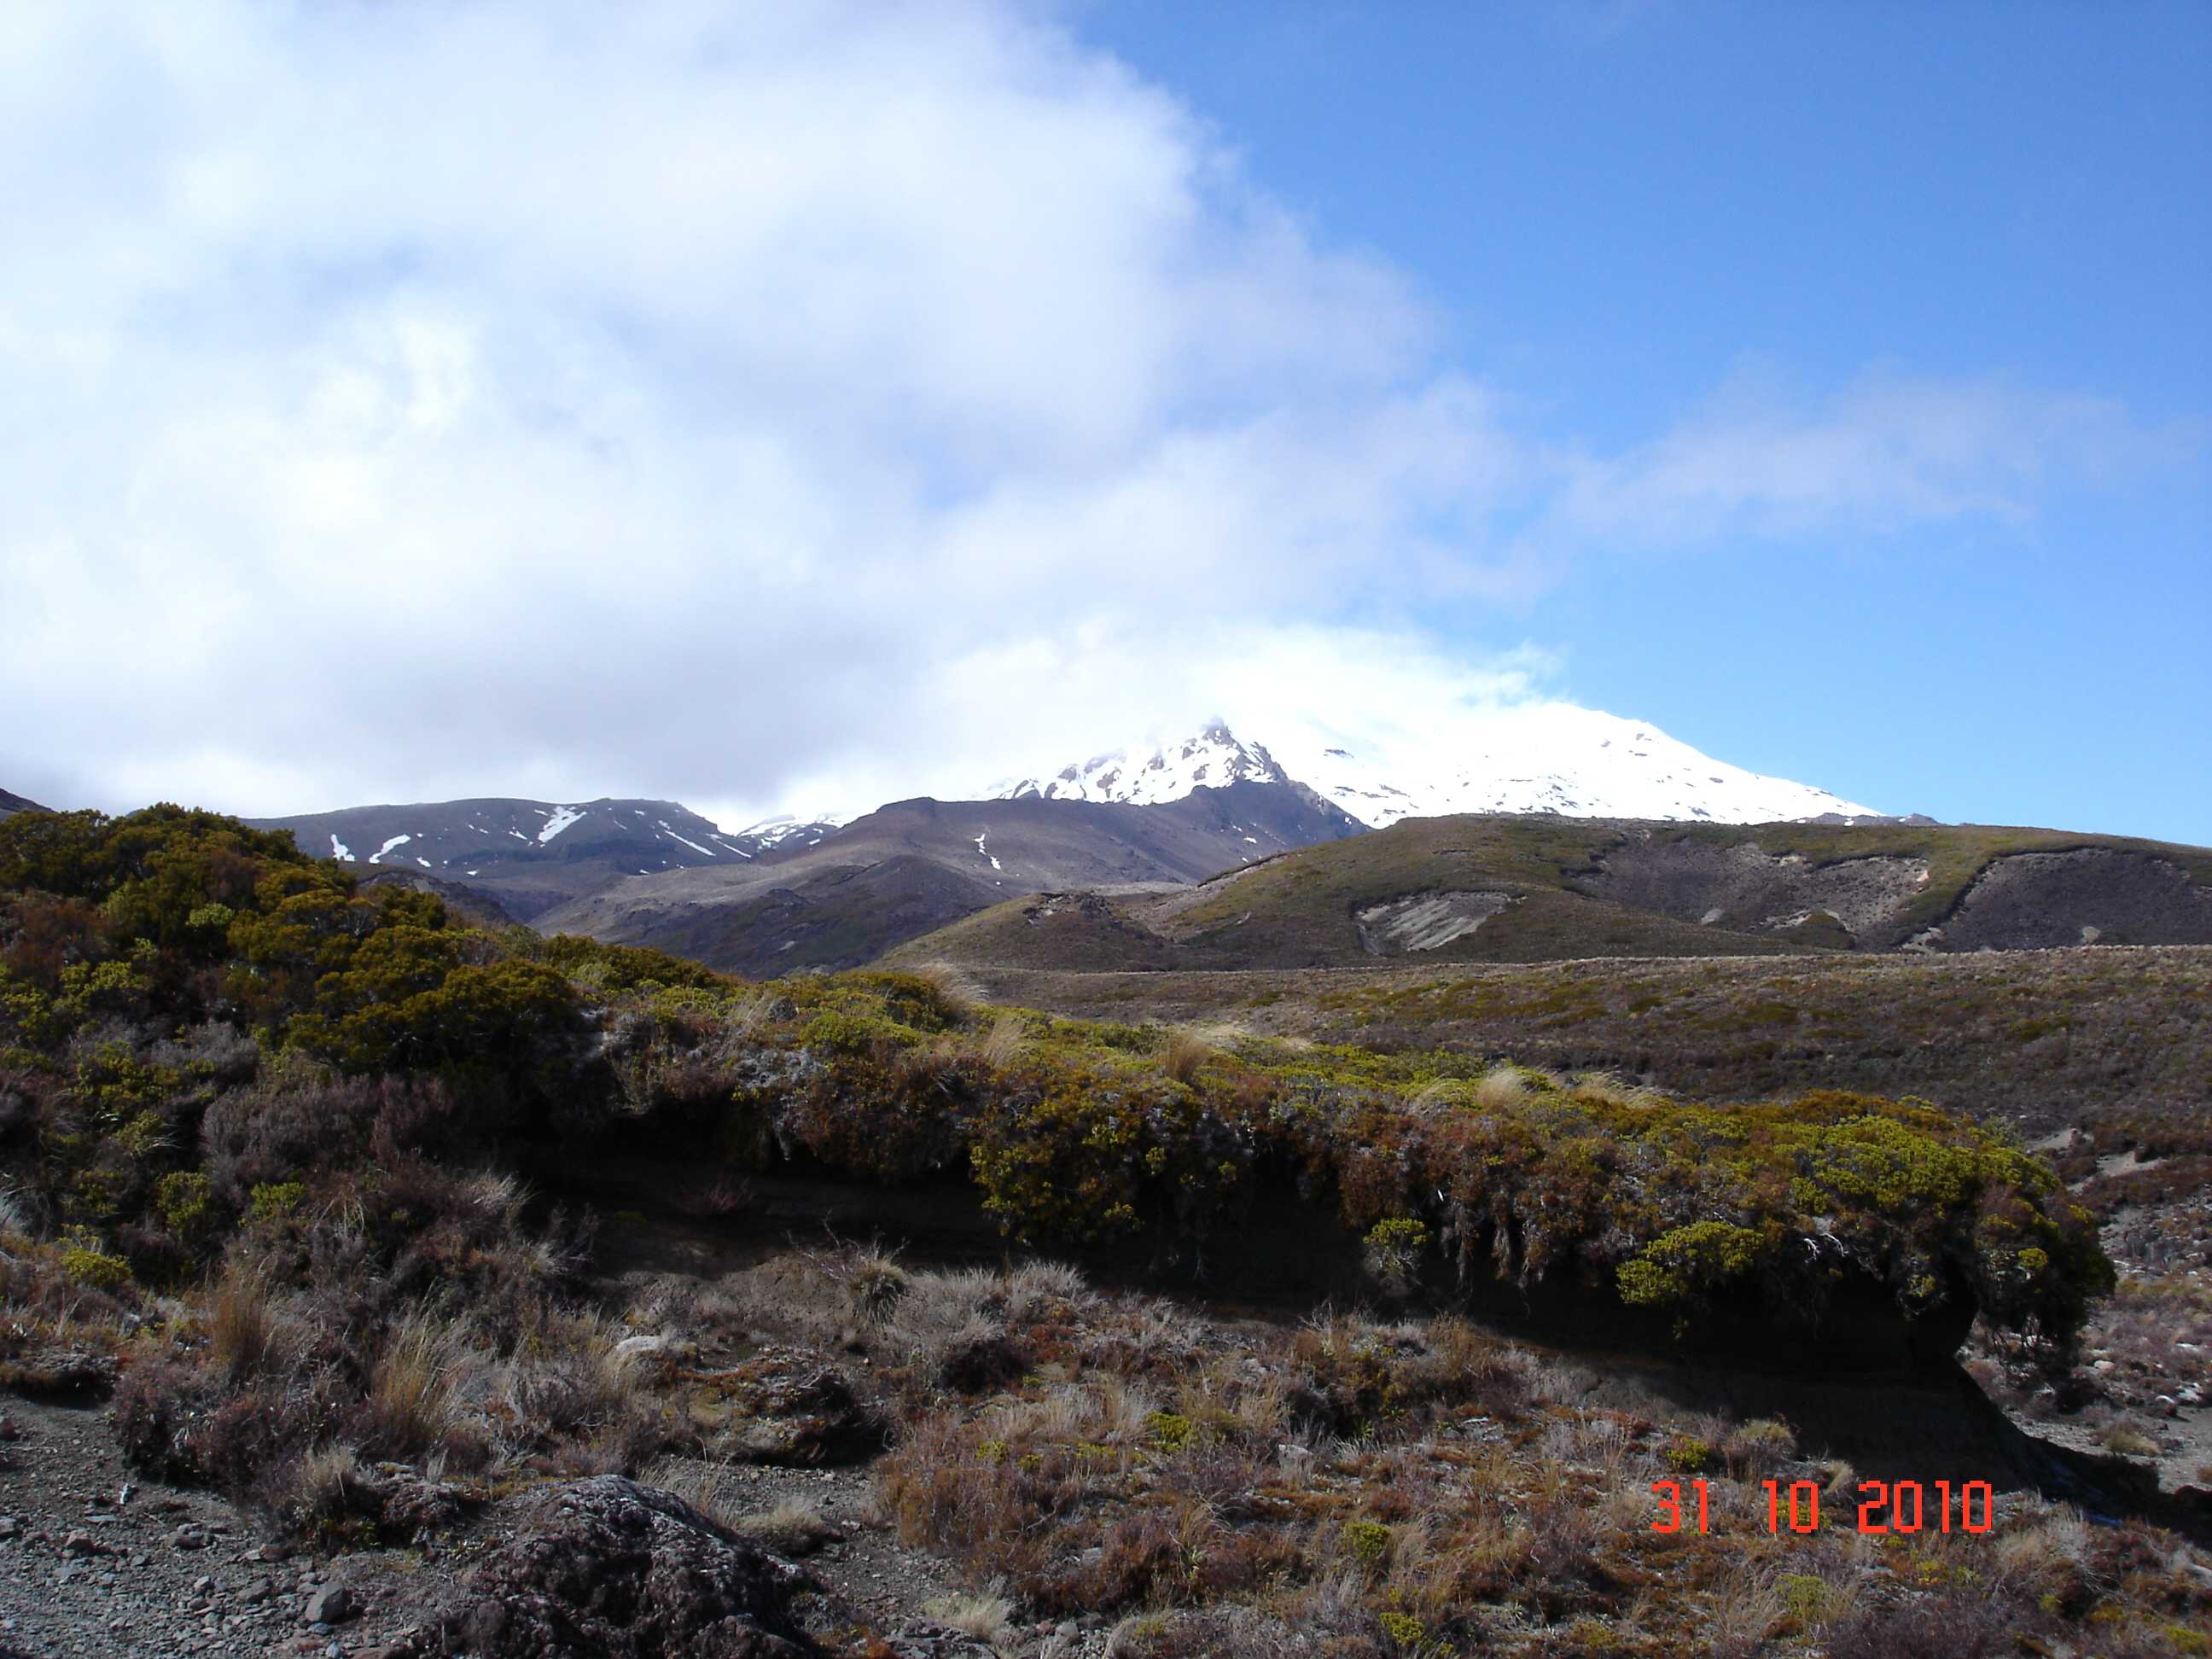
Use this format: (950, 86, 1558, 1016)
(1547, 363, 2177, 544)
(0, 3, 2186, 826)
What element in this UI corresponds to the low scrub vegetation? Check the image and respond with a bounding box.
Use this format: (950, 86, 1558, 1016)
(0, 804, 2195, 1654)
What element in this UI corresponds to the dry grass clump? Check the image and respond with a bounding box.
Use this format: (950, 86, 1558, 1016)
(1720, 1415, 1796, 1479)
(800, 1234, 914, 1324)
(364, 1314, 462, 1460)
(1471, 1063, 1533, 1109)
(1566, 1068, 1662, 1109)
(922, 1592, 1015, 1642)
(207, 1266, 294, 1385)
(1161, 1029, 1214, 1086)
(643, 1458, 842, 1556)
(912, 962, 986, 1024)
(978, 1013, 1028, 1068)
(731, 1498, 841, 1557)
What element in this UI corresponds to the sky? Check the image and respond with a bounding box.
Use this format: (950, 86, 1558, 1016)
(2, 0, 2206, 841)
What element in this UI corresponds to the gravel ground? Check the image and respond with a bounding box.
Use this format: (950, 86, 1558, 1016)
(0, 1399, 1115, 1659)
(0, 1396, 435, 1659)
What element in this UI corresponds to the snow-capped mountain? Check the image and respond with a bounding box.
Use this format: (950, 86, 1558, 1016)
(248, 797, 847, 922)
(992, 720, 1293, 805)
(732, 812, 850, 853)
(999, 710, 1877, 828)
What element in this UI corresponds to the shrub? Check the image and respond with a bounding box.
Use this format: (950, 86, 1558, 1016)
(60, 1237, 131, 1292)
(1341, 1518, 1392, 1570)
(1662, 1436, 1712, 1473)
(1364, 1217, 1430, 1287)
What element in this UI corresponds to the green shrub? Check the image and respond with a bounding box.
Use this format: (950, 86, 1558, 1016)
(1662, 1436, 1712, 1473)
(1341, 1518, 1391, 1569)
(154, 1171, 218, 1242)
(61, 1241, 132, 1292)
(247, 1182, 306, 1223)
(1145, 1412, 1195, 1454)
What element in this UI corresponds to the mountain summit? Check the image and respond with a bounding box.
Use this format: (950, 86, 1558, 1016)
(998, 709, 1877, 828)
(992, 720, 1290, 806)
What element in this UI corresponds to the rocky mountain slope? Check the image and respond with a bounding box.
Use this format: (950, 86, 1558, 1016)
(247, 797, 840, 921)
(535, 781, 1365, 975)
(891, 814, 2212, 971)
(994, 711, 1879, 827)
(0, 788, 47, 819)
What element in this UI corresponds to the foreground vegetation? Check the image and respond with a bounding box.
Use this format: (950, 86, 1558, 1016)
(1, 806, 2200, 1654)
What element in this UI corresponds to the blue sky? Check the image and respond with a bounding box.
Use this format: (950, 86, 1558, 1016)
(0, 1, 2205, 840)
(1082, 1, 2212, 838)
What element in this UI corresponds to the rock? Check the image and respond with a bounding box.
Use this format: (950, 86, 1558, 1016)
(241, 1577, 276, 1604)
(355, 1463, 477, 1538)
(305, 1583, 357, 1625)
(422, 1476, 814, 1657)
(683, 1346, 883, 1467)
(2154, 1394, 2179, 1418)
(612, 1334, 671, 1366)
(60, 1530, 101, 1557)
(168, 1524, 208, 1550)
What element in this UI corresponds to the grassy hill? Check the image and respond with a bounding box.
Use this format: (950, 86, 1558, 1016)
(946, 946, 2212, 1135)
(890, 814, 2212, 972)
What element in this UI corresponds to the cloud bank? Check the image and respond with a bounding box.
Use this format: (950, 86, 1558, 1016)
(0, 1, 2177, 825)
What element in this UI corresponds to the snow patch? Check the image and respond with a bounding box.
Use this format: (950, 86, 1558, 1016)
(369, 835, 412, 865)
(657, 822, 718, 858)
(538, 806, 585, 843)
(329, 835, 354, 862)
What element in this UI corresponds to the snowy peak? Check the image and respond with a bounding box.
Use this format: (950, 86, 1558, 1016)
(994, 720, 1291, 806)
(1006, 708, 1877, 828)
(1270, 707, 1879, 827)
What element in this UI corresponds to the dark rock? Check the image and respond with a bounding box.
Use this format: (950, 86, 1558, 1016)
(358, 1463, 479, 1538)
(305, 1584, 358, 1625)
(683, 1346, 882, 1466)
(425, 1475, 814, 1657)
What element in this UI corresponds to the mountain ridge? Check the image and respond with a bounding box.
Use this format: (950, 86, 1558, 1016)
(247, 796, 834, 922)
(533, 779, 1366, 974)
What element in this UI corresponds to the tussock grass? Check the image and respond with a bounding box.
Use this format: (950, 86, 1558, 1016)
(1471, 1063, 1532, 1109)
(977, 1013, 1027, 1068)
(365, 1315, 462, 1460)
(912, 962, 986, 1023)
(922, 1592, 1014, 1643)
(1161, 1028, 1214, 1086)
(208, 1267, 289, 1386)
